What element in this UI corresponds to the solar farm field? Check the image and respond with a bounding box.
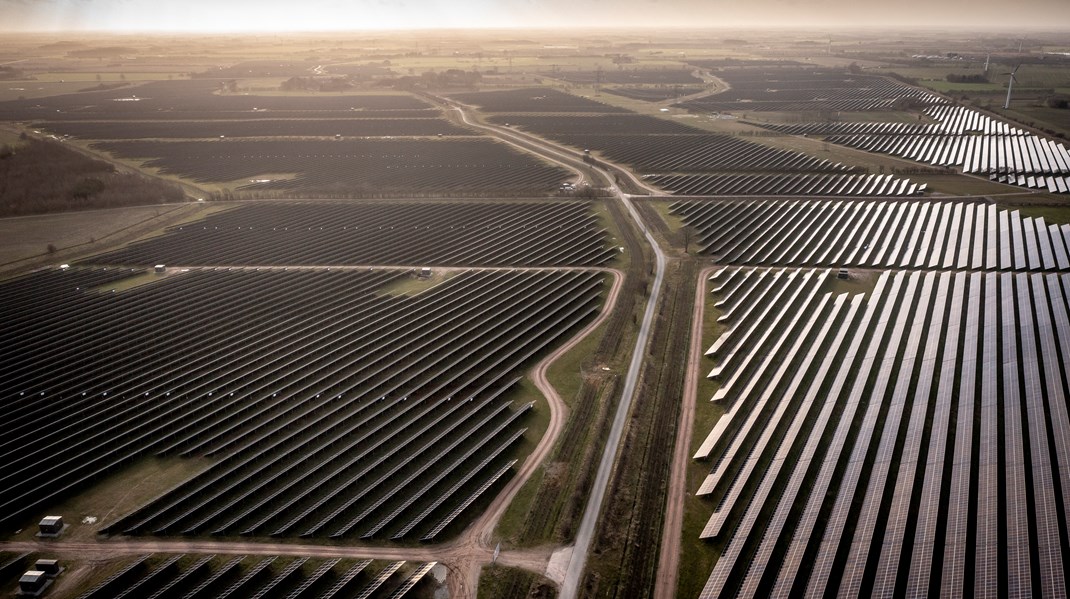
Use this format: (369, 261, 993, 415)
(0, 79, 575, 197)
(34, 118, 475, 139)
(467, 88, 924, 196)
(545, 134, 847, 173)
(488, 114, 703, 135)
(91, 138, 569, 194)
(26, 553, 437, 599)
(545, 69, 704, 85)
(647, 173, 923, 196)
(756, 105, 1070, 194)
(602, 87, 706, 102)
(676, 66, 942, 113)
(0, 267, 606, 540)
(672, 198, 1070, 270)
(692, 268, 1070, 598)
(0, 80, 434, 121)
(447, 87, 629, 113)
(84, 201, 617, 267)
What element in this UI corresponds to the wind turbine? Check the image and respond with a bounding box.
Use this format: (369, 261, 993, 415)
(1003, 65, 1020, 109)
(984, 53, 990, 75)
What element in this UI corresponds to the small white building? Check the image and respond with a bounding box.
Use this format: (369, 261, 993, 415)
(37, 516, 64, 537)
(19, 571, 47, 595)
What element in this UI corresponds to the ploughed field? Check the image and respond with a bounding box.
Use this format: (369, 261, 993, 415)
(84, 200, 617, 267)
(0, 267, 606, 540)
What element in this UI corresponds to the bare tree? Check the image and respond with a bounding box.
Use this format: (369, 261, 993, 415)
(682, 225, 698, 253)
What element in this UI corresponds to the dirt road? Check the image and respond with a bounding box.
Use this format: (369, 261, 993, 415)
(654, 266, 716, 599)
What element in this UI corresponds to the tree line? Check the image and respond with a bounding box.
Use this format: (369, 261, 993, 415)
(0, 136, 185, 218)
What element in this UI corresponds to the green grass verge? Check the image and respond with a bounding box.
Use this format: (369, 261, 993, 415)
(676, 279, 728, 599)
(478, 565, 557, 599)
(4, 456, 213, 542)
(1006, 204, 1070, 225)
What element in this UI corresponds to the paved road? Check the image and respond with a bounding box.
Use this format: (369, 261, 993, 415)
(430, 93, 671, 598)
(558, 184, 666, 599)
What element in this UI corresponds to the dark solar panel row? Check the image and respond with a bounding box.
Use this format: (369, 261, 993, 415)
(649, 172, 922, 197)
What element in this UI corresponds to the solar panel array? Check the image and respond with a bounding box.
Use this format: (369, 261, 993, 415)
(462, 86, 923, 196)
(647, 172, 923, 197)
(758, 105, 1070, 193)
(672, 199, 1070, 271)
(0, 268, 604, 539)
(71, 554, 435, 599)
(84, 201, 616, 267)
(676, 67, 943, 113)
(694, 267, 1070, 598)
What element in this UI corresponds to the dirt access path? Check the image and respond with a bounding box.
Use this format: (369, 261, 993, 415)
(654, 265, 717, 599)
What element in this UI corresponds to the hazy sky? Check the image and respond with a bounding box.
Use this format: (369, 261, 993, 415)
(2, 0, 1070, 32)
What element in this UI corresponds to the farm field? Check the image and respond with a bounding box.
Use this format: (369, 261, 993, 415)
(0, 137, 185, 217)
(84, 201, 617, 267)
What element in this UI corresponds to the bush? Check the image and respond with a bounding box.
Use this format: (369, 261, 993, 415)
(71, 178, 106, 199)
(946, 73, 990, 84)
(1046, 96, 1070, 109)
